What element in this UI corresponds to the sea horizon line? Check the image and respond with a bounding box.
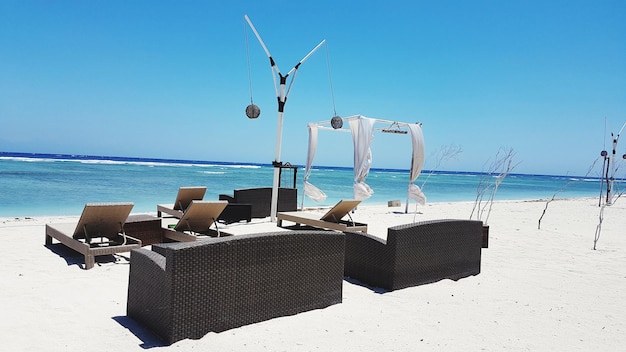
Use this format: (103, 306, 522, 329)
(0, 150, 604, 180)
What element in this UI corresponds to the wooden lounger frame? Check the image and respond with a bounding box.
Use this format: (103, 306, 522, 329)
(277, 200, 367, 233)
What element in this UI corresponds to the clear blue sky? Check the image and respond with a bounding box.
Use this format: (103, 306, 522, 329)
(1, 0, 624, 176)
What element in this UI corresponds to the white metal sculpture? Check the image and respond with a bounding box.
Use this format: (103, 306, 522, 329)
(244, 14, 326, 221)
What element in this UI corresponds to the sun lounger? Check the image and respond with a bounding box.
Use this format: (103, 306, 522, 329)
(164, 200, 229, 239)
(277, 199, 367, 232)
(157, 186, 207, 218)
(45, 202, 141, 269)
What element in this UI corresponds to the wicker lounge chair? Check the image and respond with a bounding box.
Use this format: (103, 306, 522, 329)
(157, 186, 207, 218)
(219, 187, 297, 218)
(277, 199, 367, 232)
(164, 200, 229, 239)
(127, 230, 345, 345)
(344, 219, 483, 291)
(45, 202, 141, 269)
(216, 203, 252, 224)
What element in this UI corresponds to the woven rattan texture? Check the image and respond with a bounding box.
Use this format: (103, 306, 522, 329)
(217, 203, 252, 224)
(220, 187, 297, 218)
(124, 215, 163, 246)
(127, 230, 344, 344)
(344, 219, 483, 291)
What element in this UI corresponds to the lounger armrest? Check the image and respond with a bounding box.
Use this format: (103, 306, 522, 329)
(344, 231, 391, 285)
(131, 248, 166, 270)
(218, 194, 235, 202)
(151, 243, 171, 256)
(345, 232, 388, 262)
(128, 249, 167, 296)
(127, 248, 171, 339)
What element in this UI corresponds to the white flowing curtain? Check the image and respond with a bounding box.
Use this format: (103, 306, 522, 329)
(303, 116, 425, 208)
(349, 116, 376, 200)
(407, 123, 426, 205)
(303, 124, 327, 204)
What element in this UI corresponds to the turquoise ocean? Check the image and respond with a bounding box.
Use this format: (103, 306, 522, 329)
(0, 152, 606, 218)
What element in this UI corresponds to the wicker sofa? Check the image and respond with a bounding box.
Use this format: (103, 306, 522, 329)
(344, 219, 483, 291)
(219, 187, 297, 218)
(126, 230, 344, 345)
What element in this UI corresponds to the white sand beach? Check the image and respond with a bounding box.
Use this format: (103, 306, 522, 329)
(1, 198, 624, 351)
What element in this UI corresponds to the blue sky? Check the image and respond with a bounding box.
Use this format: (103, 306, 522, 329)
(1, 0, 624, 176)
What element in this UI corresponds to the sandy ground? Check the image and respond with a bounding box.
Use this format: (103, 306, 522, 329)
(1, 197, 624, 351)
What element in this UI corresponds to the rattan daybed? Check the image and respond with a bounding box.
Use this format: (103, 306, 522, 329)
(219, 187, 297, 218)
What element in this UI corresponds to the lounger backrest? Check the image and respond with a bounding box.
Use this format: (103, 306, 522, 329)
(320, 200, 361, 222)
(173, 186, 207, 211)
(72, 202, 134, 240)
(174, 200, 227, 233)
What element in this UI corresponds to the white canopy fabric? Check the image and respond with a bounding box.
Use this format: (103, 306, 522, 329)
(303, 124, 327, 203)
(349, 116, 376, 201)
(407, 123, 426, 205)
(302, 115, 425, 209)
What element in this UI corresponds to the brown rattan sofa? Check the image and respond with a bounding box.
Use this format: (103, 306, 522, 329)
(219, 187, 297, 218)
(344, 219, 483, 291)
(217, 203, 252, 224)
(126, 230, 344, 345)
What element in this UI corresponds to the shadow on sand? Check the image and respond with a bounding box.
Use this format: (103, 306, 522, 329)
(343, 276, 388, 294)
(44, 243, 130, 269)
(112, 316, 166, 349)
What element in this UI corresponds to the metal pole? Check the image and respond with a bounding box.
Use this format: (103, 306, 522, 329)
(607, 133, 616, 204)
(405, 161, 412, 214)
(270, 101, 286, 222)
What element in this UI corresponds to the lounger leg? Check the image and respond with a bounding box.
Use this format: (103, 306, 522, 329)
(45, 233, 52, 246)
(84, 254, 95, 270)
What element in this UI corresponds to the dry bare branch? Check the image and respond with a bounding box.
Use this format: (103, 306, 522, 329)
(470, 147, 519, 224)
(538, 158, 601, 230)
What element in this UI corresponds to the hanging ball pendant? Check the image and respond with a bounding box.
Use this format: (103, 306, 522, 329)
(330, 115, 343, 129)
(246, 104, 261, 119)
(601, 150, 608, 157)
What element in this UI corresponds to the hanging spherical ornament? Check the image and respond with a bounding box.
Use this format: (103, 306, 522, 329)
(246, 104, 261, 119)
(623, 153, 626, 159)
(600, 150, 608, 157)
(330, 115, 343, 129)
